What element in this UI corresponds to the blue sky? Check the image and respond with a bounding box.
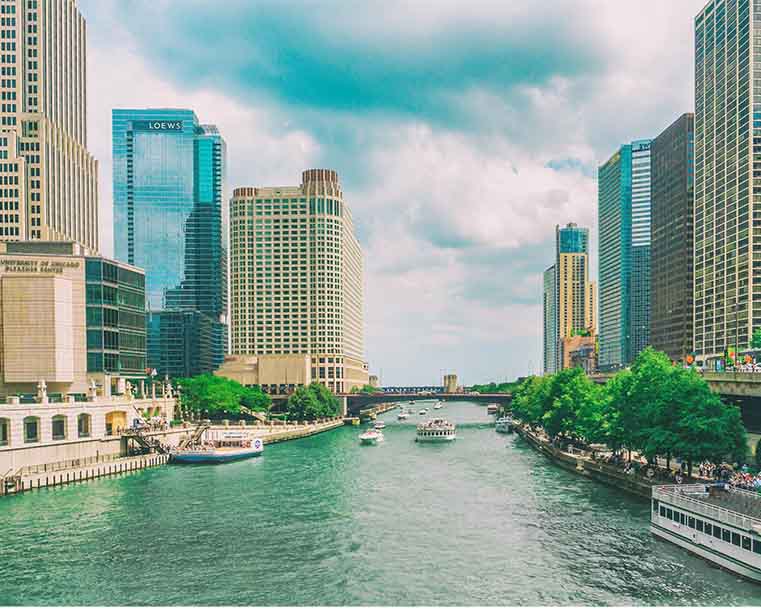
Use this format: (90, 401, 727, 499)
(79, 0, 705, 386)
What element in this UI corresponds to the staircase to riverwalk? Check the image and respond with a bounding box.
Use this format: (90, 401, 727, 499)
(122, 428, 170, 454)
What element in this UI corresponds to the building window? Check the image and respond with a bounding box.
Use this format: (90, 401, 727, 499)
(51, 415, 66, 440)
(0, 417, 8, 446)
(23, 416, 39, 443)
(77, 414, 91, 438)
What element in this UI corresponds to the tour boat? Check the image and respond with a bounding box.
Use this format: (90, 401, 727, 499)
(397, 411, 409, 420)
(434, 402, 443, 410)
(359, 429, 384, 445)
(495, 416, 513, 433)
(418, 408, 428, 415)
(416, 419, 456, 443)
(374, 420, 387, 430)
(487, 403, 499, 415)
(170, 431, 263, 464)
(651, 483, 761, 583)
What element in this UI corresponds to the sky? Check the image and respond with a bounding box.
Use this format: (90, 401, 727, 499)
(78, 0, 707, 386)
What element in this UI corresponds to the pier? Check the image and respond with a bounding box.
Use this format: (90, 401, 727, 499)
(0, 417, 344, 496)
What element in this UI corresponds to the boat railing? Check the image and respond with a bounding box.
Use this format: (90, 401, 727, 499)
(653, 485, 761, 531)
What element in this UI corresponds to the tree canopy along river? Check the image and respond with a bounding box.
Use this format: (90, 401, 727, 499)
(1, 400, 760, 605)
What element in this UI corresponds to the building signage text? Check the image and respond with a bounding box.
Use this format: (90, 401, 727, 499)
(132, 120, 184, 132)
(0, 259, 81, 274)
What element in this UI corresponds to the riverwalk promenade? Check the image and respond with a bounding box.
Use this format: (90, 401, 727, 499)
(1, 417, 343, 496)
(515, 423, 657, 499)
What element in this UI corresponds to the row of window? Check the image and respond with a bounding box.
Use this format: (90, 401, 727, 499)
(657, 502, 761, 554)
(0, 414, 91, 446)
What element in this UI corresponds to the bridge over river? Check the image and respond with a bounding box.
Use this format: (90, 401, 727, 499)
(268, 392, 512, 417)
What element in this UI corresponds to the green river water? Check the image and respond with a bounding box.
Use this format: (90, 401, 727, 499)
(2, 400, 761, 605)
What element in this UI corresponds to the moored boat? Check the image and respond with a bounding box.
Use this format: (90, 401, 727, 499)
(397, 411, 409, 420)
(374, 420, 387, 430)
(651, 483, 761, 583)
(495, 416, 513, 433)
(359, 429, 384, 445)
(418, 408, 428, 415)
(434, 402, 443, 410)
(416, 418, 456, 443)
(170, 431, 263, 464)
(487, 403, 499, 415)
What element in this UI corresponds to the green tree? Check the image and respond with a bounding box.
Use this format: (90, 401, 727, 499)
(176, 374, 271, 418)
(286, 383, 341, 421)
(752, 328, 761, 350)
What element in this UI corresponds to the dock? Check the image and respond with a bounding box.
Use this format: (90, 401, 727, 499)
(1, 417, 344, 496)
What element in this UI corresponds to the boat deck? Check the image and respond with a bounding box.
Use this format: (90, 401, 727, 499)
(698, 488, 761, 521)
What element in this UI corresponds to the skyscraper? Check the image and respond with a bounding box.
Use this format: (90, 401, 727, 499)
(598, 140, 652, 370)
(0, 0, 98, 249)
(543, 264, 557, 374)
(228, 169, 368, 393)
(542, 223, 596, 374)
(650, 113, 694, 362)
(694, 1, 754, 369)
(112, 109, 227, 378)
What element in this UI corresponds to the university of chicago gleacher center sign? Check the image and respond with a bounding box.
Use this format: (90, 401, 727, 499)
(131, 120, 183, 132)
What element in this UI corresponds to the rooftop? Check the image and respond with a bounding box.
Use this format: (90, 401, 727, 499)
(662, 484, 761, 522)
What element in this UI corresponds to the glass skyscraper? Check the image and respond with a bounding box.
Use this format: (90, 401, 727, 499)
(112, 109, 227, 378)
(598, 140, 652, 371)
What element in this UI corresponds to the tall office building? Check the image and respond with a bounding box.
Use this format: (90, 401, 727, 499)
(650, 113, 695, 362)
(694, 1, 756, 368)
(598, 140, 652, 370)
(542, 223, 596, 374)
(542, 265, 557, 374)
(228, 169, 368, 393)
(112, 109, 227, 378)
(0, 0, 98, 249)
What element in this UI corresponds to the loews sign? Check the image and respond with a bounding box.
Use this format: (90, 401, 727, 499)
(132, 120, 184, 132)
(0, 259, 80, 274)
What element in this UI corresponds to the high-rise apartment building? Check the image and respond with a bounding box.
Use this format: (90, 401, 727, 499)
(112, 109, 227, 378)
(694, 1, 756, 368)
(650, 113, 695, 362)
(0, 0, 98, 249)
(228, 169, 368, 393)
(543, 264, 557, 374)
(598, 141, 652, 370)
(542, 223, 596, 374)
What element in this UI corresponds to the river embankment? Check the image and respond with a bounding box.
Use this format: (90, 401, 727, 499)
(514, 423, 654, 499)
(1, 417, 344, 496)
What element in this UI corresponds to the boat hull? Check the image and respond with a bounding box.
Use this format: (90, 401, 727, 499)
(170, 447, 263, 464)
(415, 434, 456, 443)
(650, 524, 761, 583)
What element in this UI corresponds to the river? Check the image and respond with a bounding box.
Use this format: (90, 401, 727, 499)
(1, 400, 761, 605)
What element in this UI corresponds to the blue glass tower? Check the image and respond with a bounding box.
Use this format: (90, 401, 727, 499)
(597, 140, 652, 371)
(112, 109, 227, 378)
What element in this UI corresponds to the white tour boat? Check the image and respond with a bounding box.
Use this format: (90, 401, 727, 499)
(359, 429, 384, 445)
(495, 416, 513, 433)
(374, 420, 387, 430)
(434, 402, 443, 410)
(418, 408, 428, 415)
(651, 483, 761, 583)
(170, 430, 263, 464)
(416, 418, 456, 443)
(397, 411, 409, 420)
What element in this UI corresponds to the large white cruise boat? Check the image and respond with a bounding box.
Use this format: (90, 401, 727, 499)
(651, 483, 761, 583)
(416, 419, 456, 443)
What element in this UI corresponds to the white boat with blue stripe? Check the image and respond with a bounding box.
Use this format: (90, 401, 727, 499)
(170, 430, 263, 464)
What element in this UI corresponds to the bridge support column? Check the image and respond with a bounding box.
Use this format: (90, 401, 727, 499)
(341, 396, 348, 418)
